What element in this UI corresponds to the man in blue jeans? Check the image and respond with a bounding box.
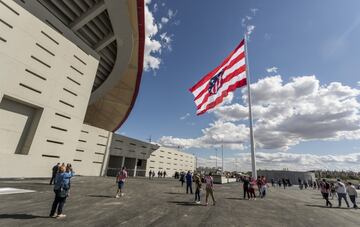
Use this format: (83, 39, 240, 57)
(186, 171, 193, 194)
(336, 179, 350, 208)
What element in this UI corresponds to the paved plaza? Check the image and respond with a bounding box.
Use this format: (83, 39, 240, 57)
(0, 177, 359, 227)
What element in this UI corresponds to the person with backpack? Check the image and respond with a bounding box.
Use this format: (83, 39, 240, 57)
(205, 172, 216, 205)
(115, 167, 128, 198)
(49, 165, 74, 218)
(194, 173, 202, 204)
(320, 179, 332, 207)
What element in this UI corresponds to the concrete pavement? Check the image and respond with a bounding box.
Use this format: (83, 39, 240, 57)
(0, 177, 359, 227)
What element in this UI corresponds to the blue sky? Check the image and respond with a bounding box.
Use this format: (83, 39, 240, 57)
(117, 0, 360, 171)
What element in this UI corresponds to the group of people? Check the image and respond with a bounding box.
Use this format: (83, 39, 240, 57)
(242, 176, 269, 200)
(179, 171, 216, 206)
(148, 170, 167, 179)
(319, 178, 358, 208)
(48, 163, 74, 219)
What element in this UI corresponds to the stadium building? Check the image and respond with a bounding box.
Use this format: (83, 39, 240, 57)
(0, 0, 195, 178)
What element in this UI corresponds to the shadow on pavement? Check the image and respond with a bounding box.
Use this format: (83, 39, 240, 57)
(165, 192, 184, 195)
(87, 195, 114, 198)
(305, 204, 350, 209)
(225, 198, 243, 200)
(0, 214, 48, 219)
(168, 201, 201, 206)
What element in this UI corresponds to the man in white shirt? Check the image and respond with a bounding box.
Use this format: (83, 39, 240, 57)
(336, 179, 350, 208)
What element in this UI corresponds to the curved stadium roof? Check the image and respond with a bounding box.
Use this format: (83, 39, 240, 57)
(17, 0, 145, 132)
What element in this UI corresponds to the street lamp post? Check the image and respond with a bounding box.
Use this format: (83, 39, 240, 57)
(221, 142, 224, 175)
(214, 148, 218, 169)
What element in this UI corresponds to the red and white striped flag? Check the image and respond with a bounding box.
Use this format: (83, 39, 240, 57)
(189, 39, 247, 115)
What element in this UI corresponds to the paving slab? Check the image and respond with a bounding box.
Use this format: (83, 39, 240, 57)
(0, 177, 359, 227)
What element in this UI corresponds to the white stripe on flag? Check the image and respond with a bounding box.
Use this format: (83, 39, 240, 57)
(196, 71, 246, 113)
(191, 45, 245, 98)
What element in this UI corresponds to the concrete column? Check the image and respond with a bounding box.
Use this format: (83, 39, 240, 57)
(100, 131, 113, 176)
(133, 158, 138, 177)
(121, 156, 125, 169)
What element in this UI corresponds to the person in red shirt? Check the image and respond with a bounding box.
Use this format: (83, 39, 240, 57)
(115, 167, 128, 198)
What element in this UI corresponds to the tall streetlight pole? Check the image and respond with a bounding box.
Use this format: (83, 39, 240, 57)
(221, 142, 224, 175)
(214, 148, 218, 169)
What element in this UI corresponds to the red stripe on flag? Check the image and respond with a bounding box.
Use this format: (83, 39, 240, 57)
(189, 40, 245, 93)
(193, 52, 246, 101)
(195, 65, 247, 109)
(197, 78, 247, 115)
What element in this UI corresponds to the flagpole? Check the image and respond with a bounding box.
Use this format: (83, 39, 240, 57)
(244, 34, 257, 179)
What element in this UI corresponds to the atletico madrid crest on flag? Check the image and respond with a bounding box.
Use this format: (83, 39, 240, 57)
(208, 70, 224, 95)
(189, 39, 248, 115)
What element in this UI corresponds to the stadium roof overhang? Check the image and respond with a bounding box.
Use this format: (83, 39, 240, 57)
(16, 0, 145, 132)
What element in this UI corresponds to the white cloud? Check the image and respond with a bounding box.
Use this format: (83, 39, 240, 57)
(246, 25, 255, 36)
(250, 8, 259, 16)
(180, 113, 190, 120)
(241, 9, 258, 39)
(144, 1, 176, 71)
(159, 32, 173, 51)
(160, 120, 248, 150)
(153, 3, 158, 13)
(161, 17, 169, 24)
(198, 152, 360, 172)
(168, 9, 175, 19)
(160, 75, 360, 151)
(357, 81, 360, 86)
(266, 66, 278, 73)
(209, 155, 221, 161)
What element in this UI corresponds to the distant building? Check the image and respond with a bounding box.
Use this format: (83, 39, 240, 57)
(106, 134, 195, 177)
(258, 170, 315, 184)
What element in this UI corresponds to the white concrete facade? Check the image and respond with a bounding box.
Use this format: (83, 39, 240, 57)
(147, 147, 196, 177)
(0, 1, 99, 177)
(106, 134, 195, 178)
(74, 124, 112, 177)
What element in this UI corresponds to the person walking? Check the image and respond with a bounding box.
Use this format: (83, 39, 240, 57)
(260, 176, 268, 198)
(186, 171, 193, 194)
(163, 171, 167, 178)
(115, 167, 128, 198)
(330, 183, 336, 199)
(205, 173, 216, 205)
(194, 173, 202, 204)
(49, 165, 74, 218)
(180, 172, 185, 187)
(282, 178, 286, 189)
(347, 182, 358, 208)
(49, 163, 60, 185)
(320, 179, 332, 207)
(243, 176, 250, 200)
(256, 176, 262, 196)
(249, 178, 256, 200)
(148, 170, 152, 179)
(336, 179, 350, 208)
